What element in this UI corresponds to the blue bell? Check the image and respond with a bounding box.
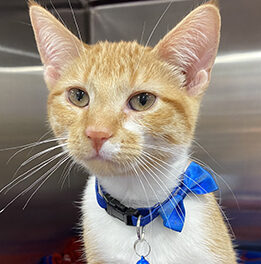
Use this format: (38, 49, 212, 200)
(136, 256, 150, 264)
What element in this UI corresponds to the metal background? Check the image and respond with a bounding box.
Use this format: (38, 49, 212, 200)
(0, 0, 260, 262)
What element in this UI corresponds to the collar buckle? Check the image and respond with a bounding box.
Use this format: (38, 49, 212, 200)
(104, 192, 140, 225)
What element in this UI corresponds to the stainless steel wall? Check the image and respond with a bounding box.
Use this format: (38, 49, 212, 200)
(0, 0, 260, 261)
(0, 1, 88, 262)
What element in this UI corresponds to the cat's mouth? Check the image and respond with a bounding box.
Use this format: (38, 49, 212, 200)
(88, 153, 109, 161)
(83, 155, 127, 176)
(84, 150, 117, 165)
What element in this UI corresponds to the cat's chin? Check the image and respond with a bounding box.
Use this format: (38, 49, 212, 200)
(82, 157, 130, 177)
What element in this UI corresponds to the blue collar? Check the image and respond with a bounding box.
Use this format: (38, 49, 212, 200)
(95, 161, 218, 232)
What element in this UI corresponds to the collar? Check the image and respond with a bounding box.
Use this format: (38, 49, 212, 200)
(95, 161, 218, 232)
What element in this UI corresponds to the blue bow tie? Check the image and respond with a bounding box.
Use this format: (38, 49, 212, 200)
(157, 161, 218, 231)
(96, 161, 218, 232)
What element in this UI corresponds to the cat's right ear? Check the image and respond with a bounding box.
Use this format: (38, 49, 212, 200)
(29, 1, 84, 88)
(153, 2, 220, 97)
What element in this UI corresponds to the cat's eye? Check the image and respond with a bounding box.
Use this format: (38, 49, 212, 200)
(68, 88, 89, 107)
(128, 92, 156, 111)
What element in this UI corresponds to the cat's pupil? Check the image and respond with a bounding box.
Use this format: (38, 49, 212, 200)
(139, 93, 148, 106)
(76, 90, 85, 101)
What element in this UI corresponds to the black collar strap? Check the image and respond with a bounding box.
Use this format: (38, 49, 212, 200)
(96, 180, 141, 225)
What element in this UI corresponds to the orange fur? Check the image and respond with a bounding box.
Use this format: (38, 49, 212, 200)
(204, 194, 237, 263)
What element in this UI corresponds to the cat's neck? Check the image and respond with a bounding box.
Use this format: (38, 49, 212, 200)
(96, 155, 189, 208)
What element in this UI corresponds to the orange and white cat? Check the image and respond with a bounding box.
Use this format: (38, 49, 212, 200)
(29, 0, 236, 263)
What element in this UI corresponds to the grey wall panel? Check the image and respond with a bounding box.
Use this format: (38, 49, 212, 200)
(0, 2, 88, 67)
(0, 2, 89, 260)
(89, 0, 194, 45)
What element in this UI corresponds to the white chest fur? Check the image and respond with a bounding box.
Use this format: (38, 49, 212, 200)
(82, 176, 220, 264)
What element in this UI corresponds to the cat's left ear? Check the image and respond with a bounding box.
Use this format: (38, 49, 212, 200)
(153, 1, 221, 96)
(29, 2, 84, 88)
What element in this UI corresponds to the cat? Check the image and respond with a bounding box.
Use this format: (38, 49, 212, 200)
(29, 0, 237, 263)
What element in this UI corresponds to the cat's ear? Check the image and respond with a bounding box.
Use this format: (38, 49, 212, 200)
(153, 2, 220, 96)
(29, 1, 84, 87)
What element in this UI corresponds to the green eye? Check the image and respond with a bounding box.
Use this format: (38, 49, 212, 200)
(68, 88, 89, 107)
(129, 92, 156, 111)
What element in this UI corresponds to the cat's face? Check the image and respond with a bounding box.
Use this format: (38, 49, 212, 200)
(29, 1, 220, 176)
(47, 42, 197, 176)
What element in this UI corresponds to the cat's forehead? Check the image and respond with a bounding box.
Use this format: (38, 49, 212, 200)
(60, 41, 178, 96)
(89, 41, 150, 62)
(85, 41, 152, 82)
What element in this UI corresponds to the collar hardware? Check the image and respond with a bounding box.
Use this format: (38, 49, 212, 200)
(104, 192, 140, 226)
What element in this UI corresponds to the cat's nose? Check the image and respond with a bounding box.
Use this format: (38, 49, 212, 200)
(85, 127, 112, 153)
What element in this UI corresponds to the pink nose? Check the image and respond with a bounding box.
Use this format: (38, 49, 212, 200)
(85, 127, 112, 152)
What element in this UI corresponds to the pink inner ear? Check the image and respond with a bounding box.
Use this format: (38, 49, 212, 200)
(44, 65, 61, 85)
(187, 70, 208, 96)
(156, 5, 220, 95)
(30, 5, 83, 86)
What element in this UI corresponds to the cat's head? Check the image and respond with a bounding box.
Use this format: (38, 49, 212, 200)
(29, 1, 220, 177)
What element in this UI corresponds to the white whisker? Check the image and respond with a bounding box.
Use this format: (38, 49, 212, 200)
(49, 0, 67, 27)
(1, 151, 68, 194)
(67, 0, 83, 43)
(126, 160, 153, 222)
(139, 21, 146, 45)
(144, 1, 172, 49)
(23, 155, 70, 210)
(61, 159, 76, 189)
(128, 159, 153, 260)
(133, 2, 172, 77)
(0, 153, 68, 214)
(138, 155, 185, 224)
(135, 156, 174, 228)
(59, 158, 72, 185)
(142, 150, 211, 204)
(25, 130, 53, 159)
(143, 143, 238, 207)
(4, 137, 67, 162)
(192, 139, 222, 169)
(20, 143, 67, 167)
(140, 148, 236, 239)
(67, 0, 88, 73)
